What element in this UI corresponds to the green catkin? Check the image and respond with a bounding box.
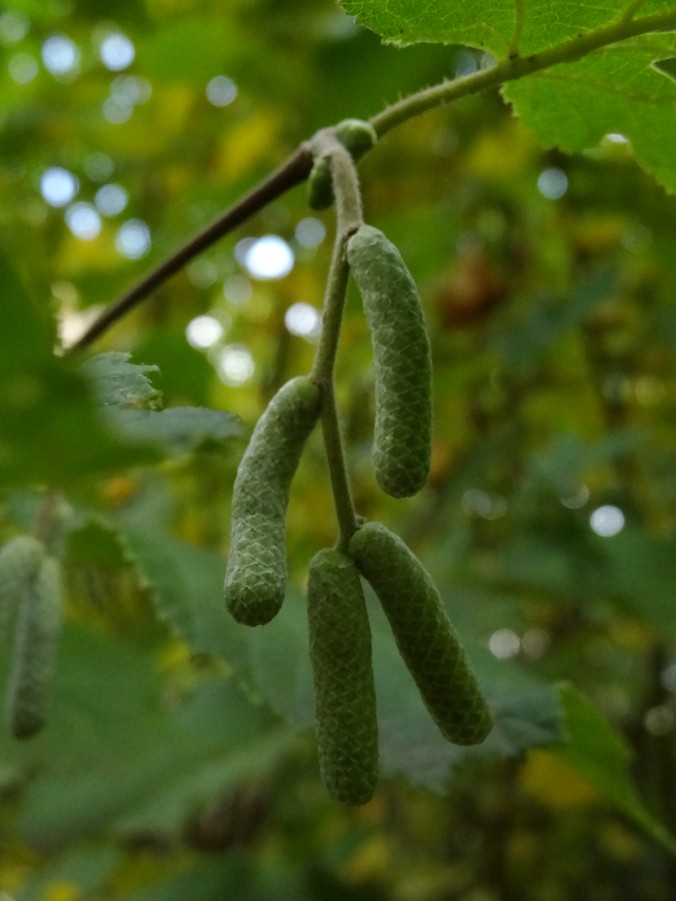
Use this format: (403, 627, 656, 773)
(307, 119, 378, 210)
(349, 522, 492, 746)
(346, 225, 432, 498)
(0, 536, 45, 643)
(225, 376, 322, 626)
(307, 548, 378, 804)
(6, 555, 62, 740)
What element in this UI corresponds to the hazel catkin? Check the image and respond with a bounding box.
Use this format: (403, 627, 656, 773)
(5, 555, 62, 740)
(349, 522, 492, 746)
(224, 376, 321, 626)
(307, 548, 378, 804)
(347, 225, 432, 498)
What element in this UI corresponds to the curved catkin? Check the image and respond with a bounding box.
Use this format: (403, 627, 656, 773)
(0, 536, 45, 642)
(349, 522, 492, 746)
(6, 556, 62, 740)
(307, 548, 378, 804)
(347, 225, 432, 498)
(225, 376, 321, 626)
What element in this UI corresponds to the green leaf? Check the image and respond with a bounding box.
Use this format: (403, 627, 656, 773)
(121, 525, 248, 666)
(338, 0, 516, 52)
(504, 33, 676, 194)
(137, 16, 239, 82)
(339, 1, 675, 55)
(374, 616, 563, 791)
(555, 684, 676, 853)
(595, 528, 676, 635)
(83, 352, 243, 457)
(340, 2, 676, 191)
(0, 261, 157, 488)
(82, 352, 161, 410)
(11, 624, 287, 851)
(113, 407, 244, 456)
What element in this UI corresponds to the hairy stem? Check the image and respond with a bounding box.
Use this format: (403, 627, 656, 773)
(70, 8, 676, 348)
(311, 140, 363, 378)
(310, 130, 364, 233)
(311, 145, 364, 547)
(69, 144, 313, 353)
(369, 10, 676, 136)
(312, 232, 358, 548)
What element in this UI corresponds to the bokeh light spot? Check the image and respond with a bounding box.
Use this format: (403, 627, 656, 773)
(285, 302, 321, 338)
(589, 505, 625, 537)
(9, 53, 38, 84)
(206, 75, 238, 107)
(65, 203, 101, 240)
(41, 34, 79, 76)
(186, 315, 224, 349)
(99, 33, 135, 71)
(243, 235, 294, 280)
(215, 345, 255, 385)
(223, 275, 253, 305)
(115, 220, 151, 259)
(40, 167, 79, 207)
(295, 217, 326, 248)
(489, 629, 521, 659)
(94, 183, 128, 216)
(537, 167, 568, 200)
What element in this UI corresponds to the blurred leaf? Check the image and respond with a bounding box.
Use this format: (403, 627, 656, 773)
(82, 352, 161, 409)
(246, 591, 315, 728)
(11, 624, 287, 851)
(121, 524, 248, 667)
(114, 406, 243, 456)
(0, 260, 157, 488)
(373, 609, 563, 791)
(596, 528, 676, 635)
(137, 16, 239, 82)
(492, 268, 617, 367)
(555, 684, 676, 854)
(83, 352, 243, 456)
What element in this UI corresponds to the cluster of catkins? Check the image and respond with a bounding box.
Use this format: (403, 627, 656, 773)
(224, 222, 492, 804)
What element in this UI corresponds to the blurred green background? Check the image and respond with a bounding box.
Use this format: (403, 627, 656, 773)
(1, 1, 676, 898)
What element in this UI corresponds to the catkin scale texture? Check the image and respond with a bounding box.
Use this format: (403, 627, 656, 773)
(225, 377, 321, 626)
(0, 536, 45, 643)
(6, 556, 62, 740)
(349, 523, 492, 746)
(347, 225, 432, 498)
(307, 549, 378, 805)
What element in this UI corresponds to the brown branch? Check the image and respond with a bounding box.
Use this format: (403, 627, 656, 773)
(69, 143, 314, 353)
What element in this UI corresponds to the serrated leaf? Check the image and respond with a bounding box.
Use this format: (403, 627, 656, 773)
(121, 525, 248, 667)
(339, 0, 515, 52)
(83, 353, 242, 458)
(504, 34, 676, 194)
(340, 2, 676, 191)
(113, 407, 243, 456)
(555, 684, 676, 853)
(10, 624, 286, 851)
(82, 352, 161, 410)
(339, 1, 675, 55)
(0, 260, 158, 488)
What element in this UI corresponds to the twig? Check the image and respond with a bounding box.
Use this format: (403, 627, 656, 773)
(69, 143, 314, 353)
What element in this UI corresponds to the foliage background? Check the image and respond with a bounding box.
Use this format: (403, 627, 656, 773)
(1, 0, 676, 898)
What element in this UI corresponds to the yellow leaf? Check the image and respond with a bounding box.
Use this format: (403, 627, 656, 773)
(521, 748, 599, 808)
